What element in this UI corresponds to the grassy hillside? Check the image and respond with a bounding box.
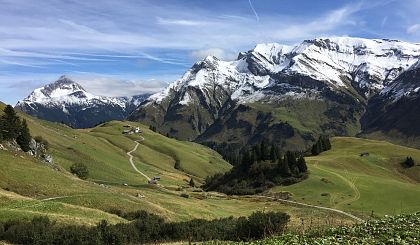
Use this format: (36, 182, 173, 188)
(272, 137, 420, 216)
(1, 103, 357, 228)
(3, 102, 419, 231)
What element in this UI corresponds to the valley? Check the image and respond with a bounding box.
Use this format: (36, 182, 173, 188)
(1, 102, 419, 232)
(0, 103, 357, 229)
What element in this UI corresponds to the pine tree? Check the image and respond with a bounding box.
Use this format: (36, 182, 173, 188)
(324, 136, 332, 150)
(189, 178, 195, 187)
(16, 119, 31, 152)
(260, 140, 268, 161)
(254, 145, 261, 162)
(278, 157, 291, 177)
(404, 156, 415, 168)
(311, 141, 321, 156)
(297, 155, 307, 172)
(286, 151, 297, 167)
(270, 144, 277, 162)
(1, 105, 20, 140)
(250, 148, 257, 165)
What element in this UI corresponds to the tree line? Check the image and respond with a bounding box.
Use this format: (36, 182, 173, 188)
(311, 135, 331, 156)
(0, 211, 289, 244)
(0, 105, 32, 152)
(203, 141, 308, 195)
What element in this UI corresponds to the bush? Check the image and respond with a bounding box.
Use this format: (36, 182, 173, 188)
(0, 211, 289, 244)
(180, 193, 190, 198)
(403, 156, 415, 168)
(174, 160, 181, 170)
(70, 163, 89, 179)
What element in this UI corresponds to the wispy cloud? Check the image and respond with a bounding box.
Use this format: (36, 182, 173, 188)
(156, 17, 209, 26)
(0, 0, 418, 104)
(407, 24, 420, 34)
(248, 0, 259, 22)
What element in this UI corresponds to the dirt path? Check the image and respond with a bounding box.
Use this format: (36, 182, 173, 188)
(257, 195, 363, 222)
(127, 136, 151, 181)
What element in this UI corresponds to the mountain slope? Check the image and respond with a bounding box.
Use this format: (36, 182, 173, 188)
(129, 37, 420, 150)
(272, 137, 420, 216)
(1, 102, 358, 227)
(16, 76, 150, 128)
(361, 60, 420, 147)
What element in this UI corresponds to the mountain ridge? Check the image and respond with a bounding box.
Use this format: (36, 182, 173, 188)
(129, 36, 420, 150)
(16, 76, 151, 128)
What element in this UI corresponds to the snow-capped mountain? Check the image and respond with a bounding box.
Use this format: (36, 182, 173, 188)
(130, 37, 420, 150)
(16, 76, 150, 128)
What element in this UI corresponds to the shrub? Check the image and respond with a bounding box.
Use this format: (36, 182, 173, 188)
(174, 160, 181, 170)
(0, 211, 290, 244)
(180, 193, 190, 198)
(70, 163, 89, 179)
(403, 156, 415, 168)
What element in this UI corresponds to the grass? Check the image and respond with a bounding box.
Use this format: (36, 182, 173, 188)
(272, 137, 420, 216)
(2, 102, 419, 229)
(2, 104, 356, 228)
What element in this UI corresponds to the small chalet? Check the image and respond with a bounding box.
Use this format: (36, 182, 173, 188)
(148, 179, 158, 184)
(153, 176, 161, 181)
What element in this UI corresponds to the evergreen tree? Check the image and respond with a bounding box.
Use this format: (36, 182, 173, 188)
(1, 105, 20, 140)
(189, 178, 195, 187)
(270, 145, 277, 162)
(404, 156, 415, 168)
(311, 141, 321, 156)
(250, 148, 257, 165)
(16, 119, 31, 152)
(297, 155, 307, 172)
(278, 157, 291, 177)
(286, 151, 297, 167)
(254, 145, 261, 162)
(324, 136, 332, 150)
(260, 140, 268, 161)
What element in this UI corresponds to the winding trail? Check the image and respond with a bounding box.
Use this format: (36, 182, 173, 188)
(257, 195, 363, 222)
(127, 136, 151, 181)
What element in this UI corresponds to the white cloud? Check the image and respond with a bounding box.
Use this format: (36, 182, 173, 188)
(73, 76, 168, 97)
(407, 24, 420, 34)
(190, 48, 237, 61)
(156, 17, 209, 26)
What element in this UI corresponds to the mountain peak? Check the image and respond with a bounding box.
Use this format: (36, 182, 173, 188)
(22, 76, 89, 103)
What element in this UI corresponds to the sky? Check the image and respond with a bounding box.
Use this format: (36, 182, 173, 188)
(1, 0, 420, 105)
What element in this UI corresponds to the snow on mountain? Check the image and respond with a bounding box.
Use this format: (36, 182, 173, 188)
(20, 75, 133, 109)
(145, 37, 420, 107)
(16, 76, 150, 128)
(379, 58, 420, 102)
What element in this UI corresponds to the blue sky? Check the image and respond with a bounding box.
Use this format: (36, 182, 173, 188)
(1, 0, 420, 104)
